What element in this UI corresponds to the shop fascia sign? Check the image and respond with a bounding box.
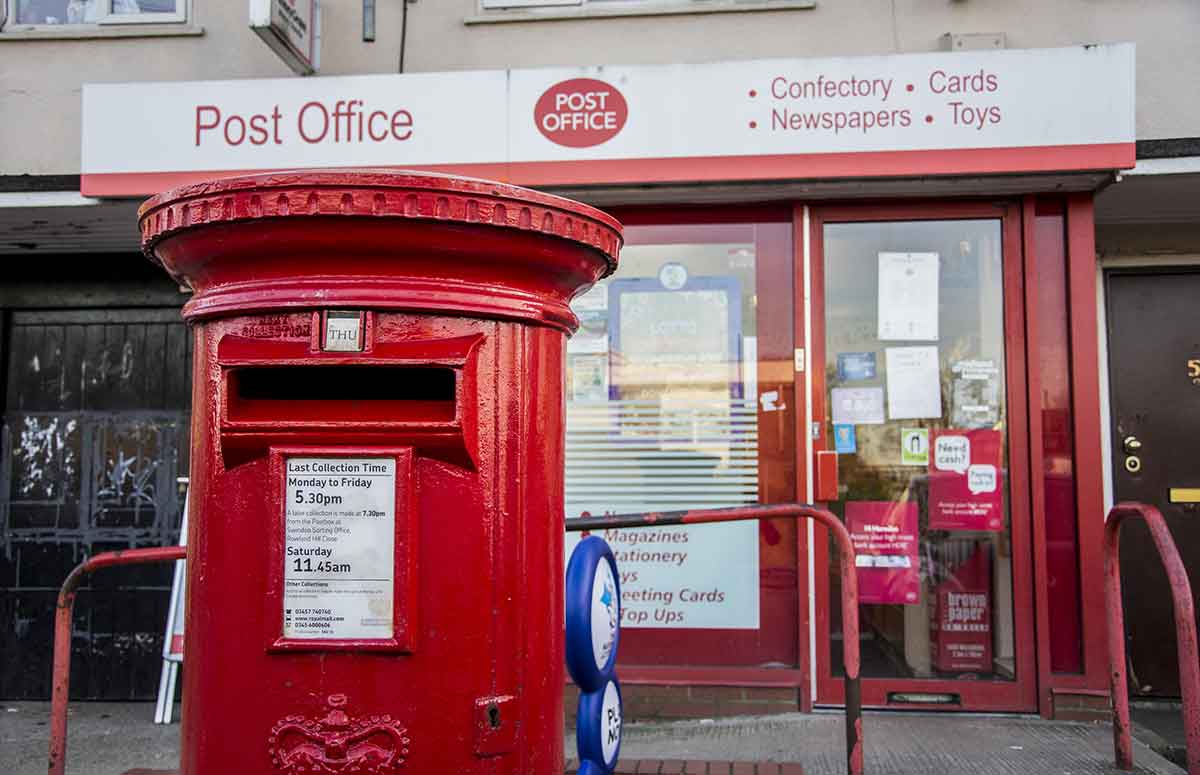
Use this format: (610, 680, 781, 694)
(249, 0, 319, 76)
(80, 43, 1135, 196)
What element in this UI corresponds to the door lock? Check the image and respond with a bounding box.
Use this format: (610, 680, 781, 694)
(1122, 435, 1142, 454)
(1125, 456, 1142, 474)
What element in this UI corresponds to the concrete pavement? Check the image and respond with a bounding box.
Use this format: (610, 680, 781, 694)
(1, 701, 1184, 775)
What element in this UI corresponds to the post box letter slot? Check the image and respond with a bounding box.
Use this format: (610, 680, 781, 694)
(227, 365, 457, 424)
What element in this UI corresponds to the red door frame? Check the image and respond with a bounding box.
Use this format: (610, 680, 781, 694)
(1028, 194, 1111, 716)
(803, 200, 1040, 712)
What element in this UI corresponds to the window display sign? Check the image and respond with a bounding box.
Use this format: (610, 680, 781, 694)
(931, 544, 993, 673)
(565, 511, 760, 630)
(847, 501, 920, 605)
(609, 276, 742, 397)
(928, 429, 1003, 531)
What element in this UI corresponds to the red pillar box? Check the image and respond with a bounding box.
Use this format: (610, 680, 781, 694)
(139, 171, 621, 775)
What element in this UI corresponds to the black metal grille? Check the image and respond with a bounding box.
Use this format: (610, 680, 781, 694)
(0, 308, 190, 700)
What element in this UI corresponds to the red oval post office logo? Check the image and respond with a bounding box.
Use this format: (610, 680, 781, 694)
(534, 78, 628, 148)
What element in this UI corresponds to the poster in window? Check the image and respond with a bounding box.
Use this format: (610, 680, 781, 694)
(885, 346, 942, 420)
(878, 252, 939, 341)
(931, 544, 993, 673)
(928, 428, 1003, 531)
(569, 284, 610, 355)
(571, 354, 609, 401)
(846, 501, 920, 605)
(608, 276, 741, 400)
(950, 359, 1000, 429)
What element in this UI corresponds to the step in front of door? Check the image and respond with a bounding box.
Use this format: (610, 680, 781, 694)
(568, 761, 803, 774)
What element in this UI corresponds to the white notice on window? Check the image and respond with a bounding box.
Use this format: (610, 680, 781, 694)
(283, 457, 395, 640)
(831, 386, 886, 426)
(886, 346, 943, 420)
(878, 252, 939, 341)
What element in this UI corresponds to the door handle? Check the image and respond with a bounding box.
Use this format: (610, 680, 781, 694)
(1122, 436, 1142, 454)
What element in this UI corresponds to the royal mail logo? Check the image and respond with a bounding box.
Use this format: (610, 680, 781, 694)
(534, 78, 628, 148)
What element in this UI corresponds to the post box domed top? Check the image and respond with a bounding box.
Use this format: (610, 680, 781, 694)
(139, 169, 622, 333)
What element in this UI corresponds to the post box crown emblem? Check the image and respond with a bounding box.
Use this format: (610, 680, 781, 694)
(268, 694, 411, 774)
(137, 169, 622, 333)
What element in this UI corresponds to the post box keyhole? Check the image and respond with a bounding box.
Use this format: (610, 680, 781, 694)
(487, 703, 501, 729)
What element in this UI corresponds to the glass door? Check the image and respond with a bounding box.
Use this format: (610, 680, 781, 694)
(808, 203, 1037, 711)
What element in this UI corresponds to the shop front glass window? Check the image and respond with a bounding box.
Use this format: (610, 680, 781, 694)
(564, 220, 798, 667)
(824, 219, 1016, 682)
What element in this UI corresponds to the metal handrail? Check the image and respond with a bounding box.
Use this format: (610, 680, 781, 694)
(48, 546, 189, 775)
(566, 503, 864, 775)
(48, 506, 865, 775)
(1104, 501, 1200, 774)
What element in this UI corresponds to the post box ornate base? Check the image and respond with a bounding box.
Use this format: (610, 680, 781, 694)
(139, 170, 621, 775)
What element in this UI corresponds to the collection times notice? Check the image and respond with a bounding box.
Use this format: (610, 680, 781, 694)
(283, 457, 395, 640)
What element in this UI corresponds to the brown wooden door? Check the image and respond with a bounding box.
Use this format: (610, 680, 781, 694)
(1106, 268, 1200, 698)
(0, 308, 190, 699)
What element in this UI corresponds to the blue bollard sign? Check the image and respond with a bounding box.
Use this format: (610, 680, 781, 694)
(566, 536, 623, 774)
(577, 679, 623, 771)
(566, 536, 620, 692)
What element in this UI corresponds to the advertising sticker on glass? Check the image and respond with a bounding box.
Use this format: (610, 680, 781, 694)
(846, 501, 920, 605)
(931, 544, 993, 673)
(928, 429, 1003, 531)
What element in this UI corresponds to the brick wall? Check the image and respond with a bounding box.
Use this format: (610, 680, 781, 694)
(565, 685, 800, 722)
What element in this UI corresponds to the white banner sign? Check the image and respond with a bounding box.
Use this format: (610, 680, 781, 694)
(566, 509, 760, 630)
(81, 44, 1134, 195)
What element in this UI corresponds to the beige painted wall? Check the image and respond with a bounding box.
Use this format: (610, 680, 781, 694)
(1, 0, 1197, 176)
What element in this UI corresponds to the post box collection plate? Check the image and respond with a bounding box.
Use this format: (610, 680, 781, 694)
(283, 456, 396, 640)
(267, 446, 417, 653)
